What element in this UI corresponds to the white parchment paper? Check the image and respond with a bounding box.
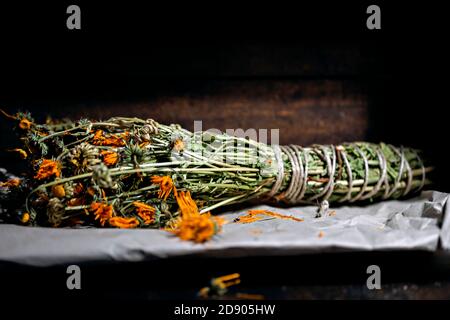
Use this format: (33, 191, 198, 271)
(0, 190, 448, 267)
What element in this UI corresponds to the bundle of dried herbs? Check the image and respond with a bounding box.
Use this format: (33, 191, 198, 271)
(0, 110, 432, 242)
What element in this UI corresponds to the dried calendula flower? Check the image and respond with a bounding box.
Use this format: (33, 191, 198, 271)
(133, 201, 156, 225)
(92, 163, 115, 189)
(101, 150, 119, 166)
(0, 178, 21, 188)
(172, 191, 224, 243)
(175, 213, 217, 243)
(92, 130, 129, 147)
(151, 175, 176, 201)
(67, 142, 101, 174)
(34, 159, 60, 180)
(51, 184, 66, 198)
(109, 217, 139, 229)
(199, 273, 241, 298)
(176, 190, 200, 217)
(90, 202, 114, 226)
(19, 118, 32, 130)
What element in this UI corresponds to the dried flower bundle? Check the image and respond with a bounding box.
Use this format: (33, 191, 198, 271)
(0, 110, 432, 242)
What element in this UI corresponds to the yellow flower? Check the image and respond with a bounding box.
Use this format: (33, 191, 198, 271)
(90, 202, 114, 226)
(109, 217, 139, 229)
(151, 175, 176, 201)
(34, 159, 61, 180)
(133, 201, 156, 225)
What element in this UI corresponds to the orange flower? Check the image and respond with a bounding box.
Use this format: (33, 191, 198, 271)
(92, 130, 104, 144)
(90, 202, 114, 226)
(19, 118, 32, 130)
(151, 175, 176, 201)
(175, 190, 199, 217)
(109, 217, 139, 229)
(171, 191, 224, 243)
(174, 213, 217, 243)
(212, 273, 241, 290)
(0, 178, 21, 188)
(133, 201, 156, 225)
(92, 130, 129, 147)
(34, 159, 60, 180)
(101, 150, 119, 166)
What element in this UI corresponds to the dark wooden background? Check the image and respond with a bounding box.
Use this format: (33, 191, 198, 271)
(0, 42, 447, 190)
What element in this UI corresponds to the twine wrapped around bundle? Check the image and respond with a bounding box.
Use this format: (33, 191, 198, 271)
(0, 110, 432, 238)
(267, 143, 427, 205)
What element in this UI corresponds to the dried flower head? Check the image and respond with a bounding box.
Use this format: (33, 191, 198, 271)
(109, 216, 139, 229)
(133, 201, 156, 225)
(101, 150, 119, 166)
(67, 142, 101, 174)
(212, 273, 241, 292)
(47, 197, 65, 226)
(173, 213, 217, 243)
(135, 121, 158, 143)
(19, 118, 32, 130)
(176, 190, 199, 217)
(34, 159, 60, 180)
(92, 130, 129, 147)
(90, 202, 114, 226)
(151, 176, 176, 201)
(172, 191, 223, 243)
(91, 163, 115, 189)
(63, 182, 75, 198)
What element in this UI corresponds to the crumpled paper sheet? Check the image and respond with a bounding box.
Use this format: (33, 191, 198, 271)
(0, 190, 448, 267)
